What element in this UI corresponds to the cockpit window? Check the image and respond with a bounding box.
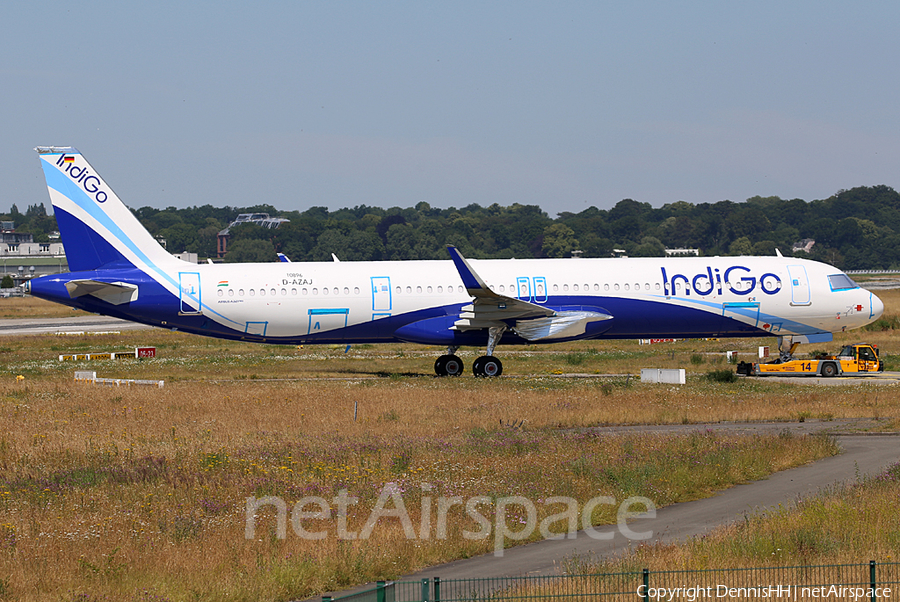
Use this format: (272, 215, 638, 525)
(828, 274, 859, 291)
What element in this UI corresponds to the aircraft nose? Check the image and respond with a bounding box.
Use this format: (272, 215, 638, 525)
(871, 292, 885, 321)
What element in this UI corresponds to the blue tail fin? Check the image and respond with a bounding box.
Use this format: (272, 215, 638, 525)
(35, 147, 178, 273)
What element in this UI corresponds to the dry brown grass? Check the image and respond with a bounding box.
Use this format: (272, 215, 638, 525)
(0, 296, 90, 319)
(0, 290, 898, 600)
(0, 375, 840, 601)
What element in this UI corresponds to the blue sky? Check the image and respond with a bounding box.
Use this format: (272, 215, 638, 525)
(3, 1, 899, 216)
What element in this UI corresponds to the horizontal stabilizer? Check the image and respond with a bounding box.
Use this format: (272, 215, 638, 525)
(65, 279, 139, 305)
(513, 310, 613, 341)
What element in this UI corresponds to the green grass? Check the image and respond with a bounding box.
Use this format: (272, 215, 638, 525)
(578, 460, 900, 573)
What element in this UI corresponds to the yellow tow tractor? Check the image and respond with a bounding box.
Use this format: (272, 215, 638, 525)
(736, 343, 883, 377)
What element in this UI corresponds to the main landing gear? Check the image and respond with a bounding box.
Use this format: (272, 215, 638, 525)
(472, 355, 502, 377)
(434, 351, 464, 377)
(434, 326, 506, 378)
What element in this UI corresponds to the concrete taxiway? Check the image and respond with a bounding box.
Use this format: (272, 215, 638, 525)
(0, 315, 154, 336)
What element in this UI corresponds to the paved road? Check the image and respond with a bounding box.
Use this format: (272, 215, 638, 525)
(0, 315, 154, 336)
(321, 422, 900, 598)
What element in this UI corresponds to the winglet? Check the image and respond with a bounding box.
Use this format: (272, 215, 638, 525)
(447, 246, 495, 295)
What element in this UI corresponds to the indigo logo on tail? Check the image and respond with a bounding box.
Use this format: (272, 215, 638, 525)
(55, 154, 109, 203)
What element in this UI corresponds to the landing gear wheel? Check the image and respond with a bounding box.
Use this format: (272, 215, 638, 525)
(821, 362, 838, 378)
(434, 354, 464, 377)
(473, 355, 502, 377)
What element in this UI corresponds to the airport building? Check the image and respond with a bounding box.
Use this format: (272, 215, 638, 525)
(0, 223, 206, 289)
(0, 227, 68, 284)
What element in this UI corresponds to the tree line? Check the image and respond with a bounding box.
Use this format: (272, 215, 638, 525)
(4, 185, 900, 270)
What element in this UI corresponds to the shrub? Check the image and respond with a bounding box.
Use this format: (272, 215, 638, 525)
(706, 369, 737, 383)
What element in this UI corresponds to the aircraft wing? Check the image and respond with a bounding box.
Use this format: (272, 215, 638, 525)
(447, 246, 554, 331)
(447, 246, 613, 340)
(64, 279, 139, 305)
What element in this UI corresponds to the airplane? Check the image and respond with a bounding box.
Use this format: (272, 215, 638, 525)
(26, 146, 885, 377)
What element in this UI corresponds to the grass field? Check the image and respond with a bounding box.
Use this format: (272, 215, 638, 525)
(0, 290, 898, 601)
(0, 296, 90, 320)
(570, 460, 900, 576)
